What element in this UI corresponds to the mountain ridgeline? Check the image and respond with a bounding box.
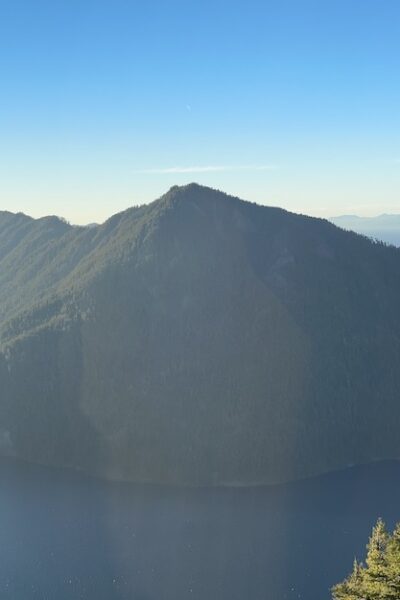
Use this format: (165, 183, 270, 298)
(1, 184, 400, 485)
(330, 214, 400, 247)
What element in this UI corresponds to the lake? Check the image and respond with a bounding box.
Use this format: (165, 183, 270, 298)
(1, 457, 400, 599)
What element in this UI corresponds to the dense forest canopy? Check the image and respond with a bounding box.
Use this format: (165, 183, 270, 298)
(1, 184, 400, 485)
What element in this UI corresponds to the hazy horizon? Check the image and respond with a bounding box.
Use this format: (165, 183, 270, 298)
(1, 0, 399, 224)
(2, 183, 400, 227)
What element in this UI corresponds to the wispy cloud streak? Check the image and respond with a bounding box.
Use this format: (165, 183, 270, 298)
(135, 165, 278, 174)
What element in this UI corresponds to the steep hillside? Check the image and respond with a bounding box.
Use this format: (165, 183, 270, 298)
(1, 184, 400, 485)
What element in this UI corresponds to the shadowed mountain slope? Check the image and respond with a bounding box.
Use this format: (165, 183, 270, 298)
(1, 184, 400, 485)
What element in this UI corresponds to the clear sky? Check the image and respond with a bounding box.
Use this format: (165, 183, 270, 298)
(1, 0, 399, 224)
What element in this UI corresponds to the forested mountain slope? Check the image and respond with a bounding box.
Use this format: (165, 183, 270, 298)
(1, 184, 400, 485)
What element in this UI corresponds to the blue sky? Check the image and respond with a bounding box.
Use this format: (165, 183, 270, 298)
(0, 0, 399, 223)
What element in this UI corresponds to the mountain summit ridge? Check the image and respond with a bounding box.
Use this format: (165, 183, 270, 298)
(1, 185, 400, 485)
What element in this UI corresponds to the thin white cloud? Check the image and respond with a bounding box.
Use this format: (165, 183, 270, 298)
(136, 165, 278, 174)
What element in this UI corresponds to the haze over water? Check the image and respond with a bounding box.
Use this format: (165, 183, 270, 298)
(1, 458, 400, 600)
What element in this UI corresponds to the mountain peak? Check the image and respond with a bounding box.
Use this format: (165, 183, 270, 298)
(2, 185, 400, 486)
(155, 183, 246, 218)
(162, 182, 234, 203)
(168, 182, 213, 194)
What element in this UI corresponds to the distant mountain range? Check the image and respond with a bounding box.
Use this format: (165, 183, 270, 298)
(1, 184, 400, 485)
(330, 214, 400, 246)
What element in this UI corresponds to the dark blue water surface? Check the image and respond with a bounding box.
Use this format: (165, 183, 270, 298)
(1, 458, 400, 600)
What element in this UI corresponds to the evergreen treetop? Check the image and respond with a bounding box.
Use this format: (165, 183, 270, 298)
(332, 519, 400, 600)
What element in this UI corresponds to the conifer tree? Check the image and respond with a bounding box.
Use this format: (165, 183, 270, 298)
(332, 559, 365, 600)
(385, 523, 400, 599)
(362, 518, 390, 599)
(332, 518, 398, 600)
